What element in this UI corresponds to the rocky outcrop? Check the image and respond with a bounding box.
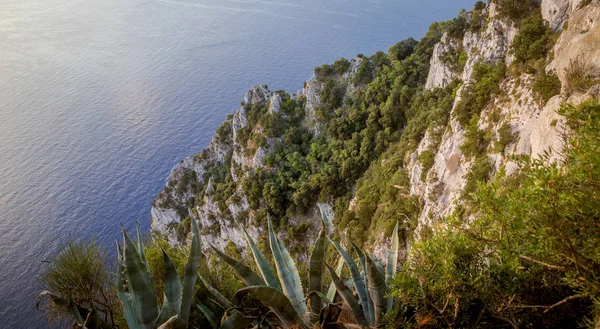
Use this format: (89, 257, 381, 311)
(408, 0, 599, 233)
(426, 33, 460, 89)
(152, 0, 600, 262)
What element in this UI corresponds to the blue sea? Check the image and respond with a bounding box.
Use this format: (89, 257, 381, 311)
(0, 0, 475, 327)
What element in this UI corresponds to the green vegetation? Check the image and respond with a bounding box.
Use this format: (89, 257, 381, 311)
(205, 211, 400, 328)
(565, 58, 600, 94)
(37, 240, 122, 328)
(453, 62, 506, 126)
(533, 70, 561, 103)
(387, 100, 600, 328)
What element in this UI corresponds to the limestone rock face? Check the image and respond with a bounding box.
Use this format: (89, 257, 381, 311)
(152, 0, 600, 260)
(426, 33, 460, 90)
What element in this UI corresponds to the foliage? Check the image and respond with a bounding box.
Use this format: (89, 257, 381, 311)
(510, 12, 556, 70)
(116, 211, 201, 329)
(495, 0, 539, 22)
(388, 100, 600, 328)
(533, 70, 561, 104)
(37, 240, 121, 328)
(564, 58, 600, 94)
(453, 61, 505, 126)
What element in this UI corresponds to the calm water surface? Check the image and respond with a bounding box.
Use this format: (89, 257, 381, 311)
(0, 0, 475, 327)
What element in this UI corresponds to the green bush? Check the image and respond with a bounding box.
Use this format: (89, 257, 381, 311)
(389, 100, 600, 328)
(496, 0, 539, 22)
(453, 62, 505, 126)
(460, 114, 491, 159)
(533, 70, 561, 103)
(332, 57, 351, 74)
(510, 13, 556, 67)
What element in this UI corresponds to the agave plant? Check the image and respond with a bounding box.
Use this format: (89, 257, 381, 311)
(116, 210, 201, 329)
(199, 207, 400, 329)
(326, 221, 399, 327)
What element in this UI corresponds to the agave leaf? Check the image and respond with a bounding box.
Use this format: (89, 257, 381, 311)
(324, 264, 369, 327)
(211, 245, 265, 286)
(235, 286, 305, 328)
(268, 216, 307, 316)
(83, 306, 112, 329)
(115, 242, 141, 329)
(36, 290, 68, 311)
(197, 301, 219, 329)
(318, 206, 331, 232)
(365, 254, 386, 324)
(350, 241, 374, 324)
(308, 223, 328, 313)
(219, 309, 254, 329)
(326, 256, 344, 301)
(156, 315, 186, 329)
(319, 302, 342, 326)
(122, 228, 159, 328)
(242, 227, 281, 291)
(385, 222, 399, 311)
(180, 210, 201, 324)
(198, 273, 233, 309)
(136, 220, 149, 270)
(328, 237, 369, 324)
(306, 290, 332, 305)
(156, 249, 183, 325)
(372, 254, 385, 278)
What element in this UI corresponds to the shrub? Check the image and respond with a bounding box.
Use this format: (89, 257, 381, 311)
(495, 0, 539, 22)
(533, 70, 561, 103)
(493, 122, 513, 153)
(564, 58, 600, 94)
(510, 13, 555, 67)
(332, 57, 351, 74)
(388, 38, 418, 61)
(453, 62, 505, 126)
(37, 241, 121, 327)
(460, 114, 491, 159)
(418, 149, 436, 182)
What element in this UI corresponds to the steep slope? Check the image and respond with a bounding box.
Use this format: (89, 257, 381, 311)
(151, 0, 600, 265)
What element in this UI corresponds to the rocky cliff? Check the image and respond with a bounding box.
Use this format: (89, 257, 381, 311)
(151, 0, 600, 263)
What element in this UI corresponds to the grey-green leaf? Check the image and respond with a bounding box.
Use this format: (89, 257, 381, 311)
(157, 249, 183, 325)
(366, 254, 386, 324)
(219, 309, 254, 329)
(308, 224, 328, 313)
(328, 237, 369, 324)
(122, 228, 158, 328)
(236, 286, 305, 329)
(351, 241, 374, 324)
(115, 242, 141, 329)
(385, 222, 399, 311)
(180, 210, 201, 324)
(242, 227, 281, 291)
(197, 302, 219, 329)
(198, 273, 233, 309)
(268, 216, 306, 316)
(211, 245, 265, 287)
(136, 221, 149, 270)
(326, 256, 344, 301)
(324, 264, 369, 327)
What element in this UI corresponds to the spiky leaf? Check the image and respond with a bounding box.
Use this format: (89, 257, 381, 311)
(197, 302, 219, 329)
(115, 242, 140, 329)
(83, 307, 112, 329)
(234, 286, 305, 328)
(136, 221, 149, 269)
(242, 227, 281, 291)
(211, 245, 265, 287)
(324, 264, 369, 327)
(365, 254, 386, 324)
(219, 309, 254, 329)
(308, 223, 328, 313)
(157, 249, 183, 325)
(351, 241, 374, 324)
(328, 238, 369, 324)
(198, 274, 233, 309)
(385, 222, 399, 311)
(180, 210, 201, 324)
(326, 256, 344, 301)
(268, 216, 306, 316)
(122, 228, 158, 328)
